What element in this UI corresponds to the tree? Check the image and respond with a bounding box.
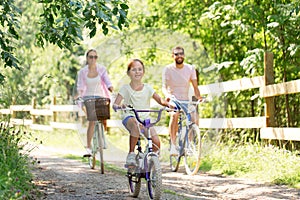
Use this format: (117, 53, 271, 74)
(0, 0, 129, 84)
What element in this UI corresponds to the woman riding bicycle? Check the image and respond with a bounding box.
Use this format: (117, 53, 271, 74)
(113, 59, 171, 166)
(76, 49, 113, 156)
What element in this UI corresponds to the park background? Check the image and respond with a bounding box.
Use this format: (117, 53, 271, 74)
(1, 0, 300, 199)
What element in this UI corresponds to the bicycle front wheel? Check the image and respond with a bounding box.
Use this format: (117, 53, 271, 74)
(89, 123, 99, 169)
(97, 122, 105, 174)
(147, 156, 162, 200)
(184, 124, 201, 175)
(170, 129, 181, 172)
(128, 167, 141, 197)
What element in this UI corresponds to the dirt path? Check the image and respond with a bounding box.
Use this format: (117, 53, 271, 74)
(30, 145, 300, 200)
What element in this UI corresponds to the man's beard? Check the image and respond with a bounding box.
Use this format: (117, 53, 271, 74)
(175, 58, 184, 65)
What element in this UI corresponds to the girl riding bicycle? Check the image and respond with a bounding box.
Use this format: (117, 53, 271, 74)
(113, 59, 172, 166)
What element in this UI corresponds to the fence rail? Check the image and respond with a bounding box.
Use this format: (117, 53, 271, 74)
(1, 52, 300, 141)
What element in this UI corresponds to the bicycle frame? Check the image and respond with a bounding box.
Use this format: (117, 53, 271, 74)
(126, 108, 163, 169)
(74, 97, 106, 173)
(169, 96, 203, 175)
(115, 106, 164, 199)
(93, 120, 105, 174)
(172, 98, 198, 152)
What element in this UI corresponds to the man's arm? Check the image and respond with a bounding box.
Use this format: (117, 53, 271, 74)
(191, 79, 201, 100)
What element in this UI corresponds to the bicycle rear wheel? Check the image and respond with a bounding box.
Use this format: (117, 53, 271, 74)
(184, 124, 201, 175)
(147, 156, 162, 200)
(128, 167, 141, 197)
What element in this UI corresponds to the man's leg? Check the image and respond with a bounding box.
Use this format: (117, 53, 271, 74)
(169, 112, 179, 155)
(169, 112, 179, 145)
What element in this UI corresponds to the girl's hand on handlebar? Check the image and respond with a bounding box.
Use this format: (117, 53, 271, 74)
(113, 104, 132, 112)
(113, 104, 122, 112)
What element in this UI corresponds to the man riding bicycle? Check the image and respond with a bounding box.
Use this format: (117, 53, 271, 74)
(162, 46, 202, 156)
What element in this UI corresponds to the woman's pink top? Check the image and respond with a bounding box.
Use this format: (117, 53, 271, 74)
(77, 64, 112, 98)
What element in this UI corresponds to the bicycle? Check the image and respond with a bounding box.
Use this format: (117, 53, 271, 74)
(76, 97, 110, 174)
(114, 105, 164, 200)
(168, 95, 205, 175)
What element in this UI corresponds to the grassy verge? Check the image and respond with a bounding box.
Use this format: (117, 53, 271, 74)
(199, 143, 300, 188)
(0, 123, 40, 199)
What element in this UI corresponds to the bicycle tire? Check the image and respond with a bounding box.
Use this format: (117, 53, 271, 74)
(88, 155, 96, 170)
(184, 124, 201, 175)
(98, 122, 105, 174)
(146, 156, 162, 200)
(169, 125, 182, 172)
(170, 153, 180, 172)
(128, 167, 141, 197)
(88, 123, 99, 169)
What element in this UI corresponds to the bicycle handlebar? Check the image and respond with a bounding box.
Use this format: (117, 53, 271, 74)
(167, 95, 207, 111)
(74, 97, 84, 104)
(170, 95, 206, 104)
(114, 105, 165, 128)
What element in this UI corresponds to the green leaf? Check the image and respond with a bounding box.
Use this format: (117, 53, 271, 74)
(89, 27, 96, 38)
(120, 3, 129, 10)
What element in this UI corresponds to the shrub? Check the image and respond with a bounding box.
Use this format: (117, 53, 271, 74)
(0, 123, 37, 199)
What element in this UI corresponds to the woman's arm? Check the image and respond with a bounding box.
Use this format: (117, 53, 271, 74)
(76, 70, 85, 97)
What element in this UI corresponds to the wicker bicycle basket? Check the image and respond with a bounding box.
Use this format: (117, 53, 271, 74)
(84, 97, 110, 121)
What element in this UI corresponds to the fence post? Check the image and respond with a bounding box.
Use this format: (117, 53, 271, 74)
(11, 97, 16, 118)
(52, 96, 57, 122)
(264, 52, 276, 127)
(32, 97, 36, 123)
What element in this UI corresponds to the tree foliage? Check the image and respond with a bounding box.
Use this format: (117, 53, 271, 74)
(0, 0, 129, 84)
(141, 0, 300, 130)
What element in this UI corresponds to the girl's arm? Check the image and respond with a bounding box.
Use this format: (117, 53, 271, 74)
(112, 93, 124, 111)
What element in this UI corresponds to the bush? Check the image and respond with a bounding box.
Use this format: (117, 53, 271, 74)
(0, 123, 37, 199)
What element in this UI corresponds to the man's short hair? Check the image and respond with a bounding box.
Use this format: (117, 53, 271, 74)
(172, 46, 184, 54)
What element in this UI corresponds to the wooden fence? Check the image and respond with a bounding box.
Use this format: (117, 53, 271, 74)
(1, 52, 300, 141)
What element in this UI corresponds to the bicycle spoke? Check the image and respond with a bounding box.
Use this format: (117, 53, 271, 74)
(127, 167, 141, 197)
(98, 122, 105, 174)
(89, 123, 99, 169)
(184, 124, 201, 175)
(147, 156, 162, 200)
(170, 155, 180, 172)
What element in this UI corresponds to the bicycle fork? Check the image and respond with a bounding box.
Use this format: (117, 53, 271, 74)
(177, 114, 186, 157)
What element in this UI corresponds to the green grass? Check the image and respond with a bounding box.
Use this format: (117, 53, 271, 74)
(0, 124, 40, 199)
(200, 143, 300, 188)
(31, 129, 85, 152)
